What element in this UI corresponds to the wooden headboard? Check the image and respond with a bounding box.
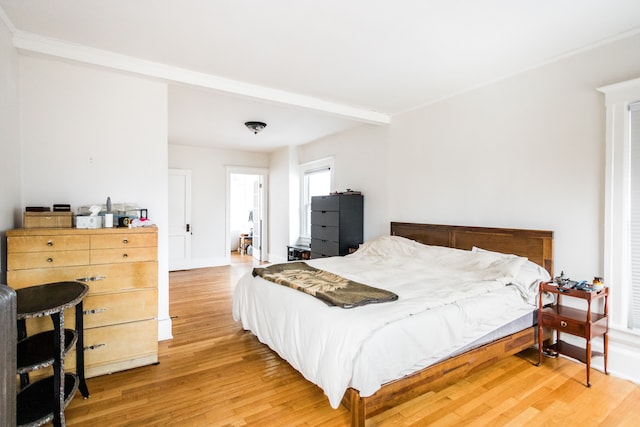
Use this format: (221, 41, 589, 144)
(390, 222, 554, 276)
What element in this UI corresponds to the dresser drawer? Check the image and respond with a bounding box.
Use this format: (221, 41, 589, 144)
(311, 195, 340, 211)
(310, 238, 339, 257)
(91, 247, 157, 264)
(7, 261, 158, 293)
(310, 252, 332, 259)
(311, 211, 339, 227)
(8, 250, 90, 270)
(83, 289, 157, 328)
(33, 319, 159, 380)
(17, 287, 157, 336)
(82, 319, 158, 374)
(541, 313, 586, 337)
(91, 232, 157, 249)
(8, 235, 90, 253)
(311, 224, 339, 241)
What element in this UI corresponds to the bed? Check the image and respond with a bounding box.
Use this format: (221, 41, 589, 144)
(233, 222, 553, 426)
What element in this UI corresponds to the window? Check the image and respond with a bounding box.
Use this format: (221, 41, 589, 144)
(630, 101, 640, 329)
(299, 158, 333, 241)
(600, 78, 640, 331)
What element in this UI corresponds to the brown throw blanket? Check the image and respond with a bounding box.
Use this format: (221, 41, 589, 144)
(252, 261, 398, 308)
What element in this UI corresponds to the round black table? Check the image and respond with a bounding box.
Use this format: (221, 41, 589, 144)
(16, 281, 90, 427)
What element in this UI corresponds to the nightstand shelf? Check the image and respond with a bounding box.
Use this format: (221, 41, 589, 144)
(537, 281, 608, 387)
(17, 374, 79, 427)
(17, 329, 77, 374)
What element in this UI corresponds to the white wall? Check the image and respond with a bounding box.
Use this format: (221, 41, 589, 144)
(19, 56, 172, 339)
(168, 144, 269, 267)
(268, 145, 298, 263)
(268, 123, 389, 260)
(297, 122, 390, 240)
(390, 33, 640, 283)
(0, 16, 21, 282)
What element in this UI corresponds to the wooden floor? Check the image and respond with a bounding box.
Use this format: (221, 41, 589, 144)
(65, 253, 640, 426)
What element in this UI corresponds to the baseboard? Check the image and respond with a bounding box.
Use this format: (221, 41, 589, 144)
(158, 316, 173, 341)
(268, 253, 287, 264)
(175, 257, 229, 270)
(560, 327, 640, 385)
(606, 328, 640, 384)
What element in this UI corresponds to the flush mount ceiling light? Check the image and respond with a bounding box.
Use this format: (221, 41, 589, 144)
(245, 121, 267, 134)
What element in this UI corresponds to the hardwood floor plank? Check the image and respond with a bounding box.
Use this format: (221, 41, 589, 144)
(61, 254, 640, 426)
(599, 386, 640, 426)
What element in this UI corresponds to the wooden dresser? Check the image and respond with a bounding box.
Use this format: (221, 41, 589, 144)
(6, 226, 158, 378)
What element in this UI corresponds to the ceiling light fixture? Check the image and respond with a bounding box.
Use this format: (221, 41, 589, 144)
(245, 121, 267, 134)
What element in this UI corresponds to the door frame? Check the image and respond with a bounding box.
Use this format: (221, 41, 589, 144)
(226, 166, 269, 263)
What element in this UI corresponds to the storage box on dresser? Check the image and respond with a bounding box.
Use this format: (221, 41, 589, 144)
(310, 194, 363, 259)
(23, 211, 73, 228)
(6, 226, 158, 378)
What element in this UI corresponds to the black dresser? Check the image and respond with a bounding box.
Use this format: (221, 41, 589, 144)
(310, 194, 363, 258)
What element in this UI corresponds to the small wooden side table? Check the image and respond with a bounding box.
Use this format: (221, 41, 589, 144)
(537, 281, 608, 387)
(238, 235, 253, 255)
(16, 281, 90, 427)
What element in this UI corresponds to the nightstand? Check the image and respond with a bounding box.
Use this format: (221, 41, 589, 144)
(537, 281, 608, 386)
(287, 245, 311, 261)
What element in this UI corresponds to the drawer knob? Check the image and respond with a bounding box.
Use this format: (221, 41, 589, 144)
(123, 238, 129, 244)
(75, 275, 105, 282)
(560, 320, 568, 327)
(83, 308, 107, 315)
(47, 257, 53, 263)
(122, 253, 128, 258)
(47, 240, 53, 247)
(84, 343, 106, 351)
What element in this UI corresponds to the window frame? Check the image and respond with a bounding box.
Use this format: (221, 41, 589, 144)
(599, 77, 640, 331)
(298, 157, 334, 244)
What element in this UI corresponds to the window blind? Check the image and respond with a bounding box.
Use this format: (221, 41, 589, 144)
(629, 101, 640, 329)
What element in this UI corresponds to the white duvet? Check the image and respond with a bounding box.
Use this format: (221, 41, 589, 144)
(232, 236, 549, 408)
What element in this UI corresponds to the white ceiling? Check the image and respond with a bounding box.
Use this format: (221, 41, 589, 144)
(2, 0, 640, 152)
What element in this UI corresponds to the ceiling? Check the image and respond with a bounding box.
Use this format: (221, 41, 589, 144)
(2, 1, 640, 152)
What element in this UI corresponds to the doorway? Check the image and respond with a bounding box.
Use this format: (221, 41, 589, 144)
(227, 167, 268, 263)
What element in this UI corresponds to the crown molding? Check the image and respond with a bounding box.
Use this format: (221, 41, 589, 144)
(0, 5, 16, 34)
(598, 76, 640, 95)
(12, 30, 390, 125)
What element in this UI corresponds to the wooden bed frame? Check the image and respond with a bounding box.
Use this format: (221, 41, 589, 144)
(341, 222, 554, 426)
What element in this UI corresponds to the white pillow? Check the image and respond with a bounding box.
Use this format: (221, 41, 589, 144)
(472, 246, 551, 301)
(350, 235, 423, 259)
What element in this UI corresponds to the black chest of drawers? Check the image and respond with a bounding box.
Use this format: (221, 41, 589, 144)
(310, 194, 363, 258)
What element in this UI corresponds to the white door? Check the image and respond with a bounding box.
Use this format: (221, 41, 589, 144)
(252, 176, 264, 262)
(168, 169, 192, 271)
